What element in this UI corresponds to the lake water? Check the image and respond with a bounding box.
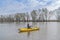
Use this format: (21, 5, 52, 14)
(0, 22, 60, 40)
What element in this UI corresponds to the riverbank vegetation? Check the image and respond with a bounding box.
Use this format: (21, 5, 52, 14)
(0, 8, 60, 22)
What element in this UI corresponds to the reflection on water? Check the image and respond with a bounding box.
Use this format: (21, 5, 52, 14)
(27, 32, 30, 37)
(47, 22, 58, 40)
(0, 22, 60, 40)
(18, 31, 30, 37)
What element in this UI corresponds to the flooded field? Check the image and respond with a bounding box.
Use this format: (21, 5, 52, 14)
(0, 22, 60, 40)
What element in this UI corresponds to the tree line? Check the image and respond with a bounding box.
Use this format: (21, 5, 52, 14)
(0, 8, 60, 22)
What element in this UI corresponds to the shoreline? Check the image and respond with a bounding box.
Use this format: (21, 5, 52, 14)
(0, 20, 60, 22)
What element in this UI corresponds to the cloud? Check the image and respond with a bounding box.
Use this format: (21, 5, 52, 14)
(0, 0, 27, 15)
(46, 0, 60, 11)
(0, 0, 60, 15)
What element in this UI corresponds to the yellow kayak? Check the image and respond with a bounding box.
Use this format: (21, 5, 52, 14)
(18, 27, 39, 32)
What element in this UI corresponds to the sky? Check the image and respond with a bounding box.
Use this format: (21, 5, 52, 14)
(0, 0, 60, 15)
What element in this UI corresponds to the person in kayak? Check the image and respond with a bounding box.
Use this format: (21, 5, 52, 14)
(27, 24, 31, 29)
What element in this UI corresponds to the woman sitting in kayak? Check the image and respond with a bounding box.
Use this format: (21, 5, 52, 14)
(27, 24, 31, 29)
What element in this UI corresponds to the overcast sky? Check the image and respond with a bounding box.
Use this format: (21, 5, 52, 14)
(0, 0, 60, 15)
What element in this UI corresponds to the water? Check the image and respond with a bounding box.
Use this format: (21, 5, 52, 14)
(0, 22, 60, 40)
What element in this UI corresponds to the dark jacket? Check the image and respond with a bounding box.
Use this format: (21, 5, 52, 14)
(27, 24, 31, 28)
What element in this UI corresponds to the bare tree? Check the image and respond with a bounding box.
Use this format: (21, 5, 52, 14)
(31, 10, 37, 20)
(42, 8, 48, 20)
